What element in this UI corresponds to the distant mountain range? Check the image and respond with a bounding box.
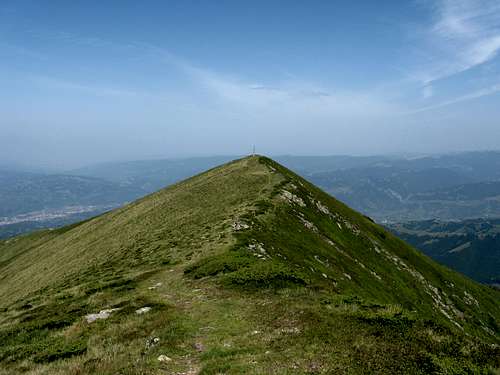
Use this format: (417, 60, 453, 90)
(387, 218, 500, 285)
(285, 152, 500, 222)
(0, 170, 139, 218)
(4, 151, 500, 233)
(0, 170, 141, 238)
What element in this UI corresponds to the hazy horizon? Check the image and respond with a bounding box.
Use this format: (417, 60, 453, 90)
(2, 0, 500, 169)
(3, 149, 500, 173)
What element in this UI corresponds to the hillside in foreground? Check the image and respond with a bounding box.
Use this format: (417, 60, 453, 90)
(0, 156, 499, 374)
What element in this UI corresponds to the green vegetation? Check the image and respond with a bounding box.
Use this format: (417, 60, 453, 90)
(388, 218, 500, 284)
(0, 156, 499, 374)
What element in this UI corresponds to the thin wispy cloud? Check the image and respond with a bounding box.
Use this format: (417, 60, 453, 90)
(138, 44, 400, 119)
(171, 59, 395, 118)
(405, 0, 500, 110)
(408, 80, 500, 113)
(418, 0, 500, 84)
(7, 25, 496, 119)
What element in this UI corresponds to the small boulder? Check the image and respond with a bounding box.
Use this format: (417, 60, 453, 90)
(232, 221, 250, 231)
(148, 282, 162, 290)
(85, 308, 120, 323)
(135, 306, 152, 315)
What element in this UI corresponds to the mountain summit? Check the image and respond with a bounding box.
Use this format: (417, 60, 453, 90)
(1, 156, 499, 374)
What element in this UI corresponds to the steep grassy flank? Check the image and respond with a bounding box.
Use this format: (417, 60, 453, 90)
(0, 156, 499, 374)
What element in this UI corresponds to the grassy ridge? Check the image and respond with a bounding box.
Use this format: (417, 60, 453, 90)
(0, 156, 499, 374)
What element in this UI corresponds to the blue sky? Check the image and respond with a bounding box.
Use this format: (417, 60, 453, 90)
(1, 0, 500, 168)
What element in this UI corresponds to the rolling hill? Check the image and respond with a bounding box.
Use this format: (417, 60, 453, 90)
(306, 166, 475, 221)
(387, 218, 500, 285)
(0, 170, 140, 218)
(0, 170, 143, 239)
(0, 156, 499, 374)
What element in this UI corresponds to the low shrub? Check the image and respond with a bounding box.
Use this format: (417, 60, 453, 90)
(224, 261, 307, 288)
(184, 251, 254, 279)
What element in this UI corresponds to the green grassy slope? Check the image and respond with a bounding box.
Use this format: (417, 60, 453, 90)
(0, 156, 499, 374)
